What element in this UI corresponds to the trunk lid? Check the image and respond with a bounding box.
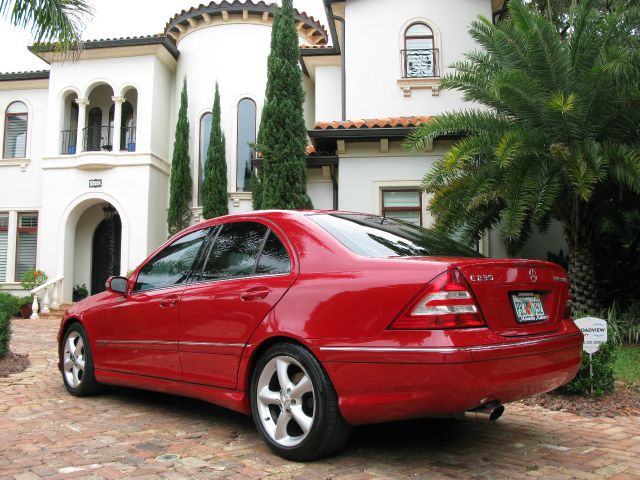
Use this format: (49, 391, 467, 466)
(454, 259, 570, 337)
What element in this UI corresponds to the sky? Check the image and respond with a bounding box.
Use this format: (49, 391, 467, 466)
(0, 0, 327, 72)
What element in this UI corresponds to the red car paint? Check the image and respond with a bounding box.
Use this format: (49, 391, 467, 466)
(58, 210, 583, 425)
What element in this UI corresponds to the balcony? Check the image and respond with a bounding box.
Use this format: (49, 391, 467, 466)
(120, 126, 137, 152)
(83, 125, 114, 152)
(398, 48, 441, 97)
(60, 129, 77, 155)
(60, 126, 136, 154)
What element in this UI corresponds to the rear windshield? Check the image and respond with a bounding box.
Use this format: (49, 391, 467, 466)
(309, 213, 482, 258)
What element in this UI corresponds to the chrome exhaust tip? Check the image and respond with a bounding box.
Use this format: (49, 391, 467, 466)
(469, 401, 505, 421)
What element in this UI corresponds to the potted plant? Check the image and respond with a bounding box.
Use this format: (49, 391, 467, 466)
(73, 284, 89, 302)
(20, 270, 48, 292)
(20, 270, 48, 318)
(15, 296, 33, 319)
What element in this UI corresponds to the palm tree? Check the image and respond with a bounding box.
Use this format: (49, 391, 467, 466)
(405, 0, 640, 312)
(0, 0, 92, 53)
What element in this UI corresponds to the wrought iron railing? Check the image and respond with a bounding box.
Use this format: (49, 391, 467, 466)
(60, 129, 77, 155)
(120, 126, 137, 151)
(82, 125, 113, 152)
(401, 48, 439, 78)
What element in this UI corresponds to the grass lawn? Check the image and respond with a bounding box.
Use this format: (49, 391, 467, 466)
(614, 345, 640, 385)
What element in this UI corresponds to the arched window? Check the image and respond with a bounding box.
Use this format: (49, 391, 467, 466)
(403, 22, 436, 78)
(198, 112, 213, 205)
(236, 98, 256, 192)
(3, 101, 28, 158)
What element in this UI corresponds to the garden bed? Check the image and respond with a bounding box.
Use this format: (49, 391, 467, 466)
(519, 383, 639, 417)
(0, 351, 30, 378)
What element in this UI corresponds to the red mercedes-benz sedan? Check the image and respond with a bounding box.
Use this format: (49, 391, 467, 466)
(58, 210, 582, 460)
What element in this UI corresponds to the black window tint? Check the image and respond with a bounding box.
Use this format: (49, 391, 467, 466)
(201, 222, 268, 280)
(309, 214, 481, 258)
(134, 228, 209, 292)
(256, 231, 291, 275)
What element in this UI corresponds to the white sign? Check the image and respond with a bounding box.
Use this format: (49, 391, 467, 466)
(574, 317, 608, 354)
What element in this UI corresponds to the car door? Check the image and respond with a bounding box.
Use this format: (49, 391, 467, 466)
(179, 220, 297, 387)
(101, 227, 211, 380)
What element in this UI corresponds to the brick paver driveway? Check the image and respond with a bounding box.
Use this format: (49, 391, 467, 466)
(1, 318, 639, 480)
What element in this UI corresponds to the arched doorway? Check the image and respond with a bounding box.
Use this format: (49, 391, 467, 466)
(91, 205, 122, 295)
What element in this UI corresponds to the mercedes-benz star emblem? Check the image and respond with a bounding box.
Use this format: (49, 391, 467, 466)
(529, 268, 538, 282)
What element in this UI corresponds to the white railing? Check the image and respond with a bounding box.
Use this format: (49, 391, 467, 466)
(30, 276, 64, 320)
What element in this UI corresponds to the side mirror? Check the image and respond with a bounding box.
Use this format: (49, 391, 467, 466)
(106, 276, 128, 295)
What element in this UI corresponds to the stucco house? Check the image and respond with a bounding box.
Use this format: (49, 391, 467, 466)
(0, 0, 561, 305)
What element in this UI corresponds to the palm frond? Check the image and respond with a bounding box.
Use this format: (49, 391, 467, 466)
(1, 0, 93, 54)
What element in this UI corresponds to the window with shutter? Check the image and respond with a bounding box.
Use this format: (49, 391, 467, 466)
(0, 213, 8, 282)
(15, 213, 38, 282)
(3, 101, 28, 159)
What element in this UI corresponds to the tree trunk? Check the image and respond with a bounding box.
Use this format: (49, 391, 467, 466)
(567, 238, 600, 314)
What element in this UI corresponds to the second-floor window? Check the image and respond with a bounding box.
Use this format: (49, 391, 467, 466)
(403, 23, 437, 78)
(3, 101, 28, 159)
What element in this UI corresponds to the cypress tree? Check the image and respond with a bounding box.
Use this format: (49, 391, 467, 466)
(167, 77, 193, 236)
(256, 0, 313, 210)
(201, 82, 228, 219)
(250, 168, 263, 210)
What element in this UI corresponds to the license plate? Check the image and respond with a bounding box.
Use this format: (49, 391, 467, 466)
(511, 292, 548, 323)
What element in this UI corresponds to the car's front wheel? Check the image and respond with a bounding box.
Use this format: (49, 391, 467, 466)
(250, 343, 352, 461)
(61, 323, 103, 396)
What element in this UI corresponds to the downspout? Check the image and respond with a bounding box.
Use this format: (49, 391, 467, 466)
(325, 2, 344, 208)
(330, 164, 338, 210)
(327, 12, 346, 121)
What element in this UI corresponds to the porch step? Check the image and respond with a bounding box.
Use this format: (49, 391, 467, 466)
(37, 303, 74, 320)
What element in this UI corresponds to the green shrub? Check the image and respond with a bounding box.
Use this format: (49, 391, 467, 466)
(0, 304, 11, 359)
(558, 328, 616, 396)
(0, 293, 15, 315)
(607, 302, 640, 345)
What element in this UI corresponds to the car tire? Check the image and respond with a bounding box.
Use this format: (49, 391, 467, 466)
(61, 323, 103, 396)
(250, 342, 352, 461)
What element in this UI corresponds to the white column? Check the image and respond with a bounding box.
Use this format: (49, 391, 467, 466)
(111, 95, 125, 152)
(74, 98, 90, 152)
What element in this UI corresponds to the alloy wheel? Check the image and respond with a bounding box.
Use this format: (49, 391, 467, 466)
(63, 331, 85, 388)
(255, 355, 315, 447)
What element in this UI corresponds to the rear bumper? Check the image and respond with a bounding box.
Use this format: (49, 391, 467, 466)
(314, 330, 583, 425)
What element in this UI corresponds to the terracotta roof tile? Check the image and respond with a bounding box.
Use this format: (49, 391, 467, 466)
(165, 0, 328, 44)
(313, 116, 433, 130)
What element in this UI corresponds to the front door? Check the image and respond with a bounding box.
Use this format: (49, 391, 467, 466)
(179, 221, 296, 388)
(102, 228, 211, 380)
(91, 215, 122, 295)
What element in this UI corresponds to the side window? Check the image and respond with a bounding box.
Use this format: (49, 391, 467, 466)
(256, 231, 291, 275)
(134, 228, 210, 292)
(200, 222, 268, 280)
(403, 22, 437, 78)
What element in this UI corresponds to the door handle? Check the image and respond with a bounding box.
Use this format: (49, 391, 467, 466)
(241, 286, 270, 302)
(159, 295, 179, 308)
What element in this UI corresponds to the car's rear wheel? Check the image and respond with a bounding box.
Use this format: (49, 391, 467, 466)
(250, 343, 352, 461)
(61, 323, 102, 396)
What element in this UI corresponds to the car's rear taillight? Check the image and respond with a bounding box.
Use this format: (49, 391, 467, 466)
(390, 269, 486, 329)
